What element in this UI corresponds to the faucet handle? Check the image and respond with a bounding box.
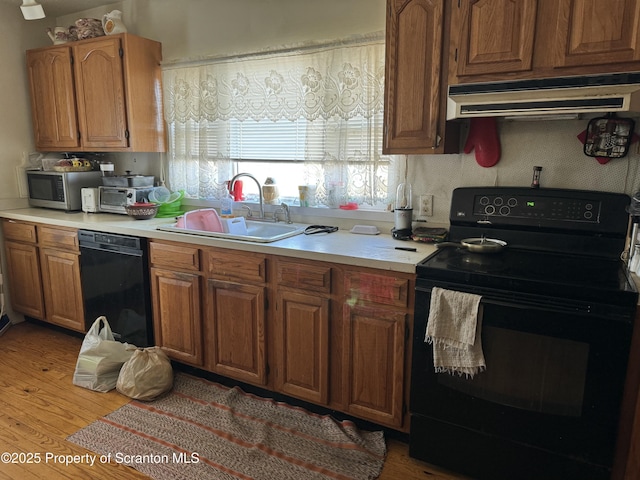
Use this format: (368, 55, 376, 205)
(275, 203, 292, 223)
(242, 204, 253, 217)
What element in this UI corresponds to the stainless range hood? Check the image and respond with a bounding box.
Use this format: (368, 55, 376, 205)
(447, 72, 640, 120)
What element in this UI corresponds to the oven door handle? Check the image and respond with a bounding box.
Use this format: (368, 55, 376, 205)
(481, 297, 592, 315)
(417, 285, 614, 318)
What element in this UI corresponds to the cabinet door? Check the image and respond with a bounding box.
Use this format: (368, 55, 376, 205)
(554, 0, 640, 68)
(342, 305, 407, 428)
(384, 0, 446, 152)
(73, 37, 129, 149)
(274, 291, 330, 405)
(4, 241, 45, 320)
(454, 0, 538, 76)
(26, 47, 80, 150)
(39, 248, 84, 332)
(151, 267, 203, 366)
(205, 280, 267, 386)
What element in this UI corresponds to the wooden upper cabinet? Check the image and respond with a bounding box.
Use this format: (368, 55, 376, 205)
(553, 0, 640, 68)
(384, 0, 459, 154)
(26, 33, 166, 152)
(454, 0, 538, 76)
(451, 0, 640, 84)
(73, 37, 128, 149)
(26, 47, 80, 150)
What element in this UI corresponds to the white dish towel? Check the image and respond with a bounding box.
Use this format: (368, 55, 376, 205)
(425, 287, 485, 378)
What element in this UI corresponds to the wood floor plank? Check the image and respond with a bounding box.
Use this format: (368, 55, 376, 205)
(0, 320, 466, 479)
(0, 356, 129, 417)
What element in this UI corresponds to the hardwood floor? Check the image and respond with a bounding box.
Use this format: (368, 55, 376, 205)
(0, 321, 470, 479)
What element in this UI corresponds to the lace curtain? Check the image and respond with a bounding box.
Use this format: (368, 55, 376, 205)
(162, 37, 399, 208)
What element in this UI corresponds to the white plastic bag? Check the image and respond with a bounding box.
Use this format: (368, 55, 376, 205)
(73, 316, 135, 392)
(116, 347, 173, 401)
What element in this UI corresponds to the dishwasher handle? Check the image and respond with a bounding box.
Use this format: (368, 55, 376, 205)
(79, 243, 143, 257)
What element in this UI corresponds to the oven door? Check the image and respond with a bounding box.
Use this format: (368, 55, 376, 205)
(411, 280, 635, 479)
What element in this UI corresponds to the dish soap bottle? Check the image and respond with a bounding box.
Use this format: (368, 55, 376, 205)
(220, 183, 234, 218)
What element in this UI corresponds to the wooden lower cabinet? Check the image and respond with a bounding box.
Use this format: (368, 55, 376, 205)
(150, 267, 203, 366)
(2, 220, 84, 331)
(39, 247, 84, 331)
(202, 247, 268, 387)
(273, 290, 330, 405)
(149, 239, 414, 432)
(3, 240, 45, 319)
(205, 279, 267, 386)
(149, 241, 202, 366)
(342, 305, 407, 428)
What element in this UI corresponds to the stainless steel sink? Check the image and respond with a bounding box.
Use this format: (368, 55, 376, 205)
(157, 220, 307, 243)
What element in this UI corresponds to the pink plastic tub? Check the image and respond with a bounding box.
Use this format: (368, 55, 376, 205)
(175, 208, 223, 232)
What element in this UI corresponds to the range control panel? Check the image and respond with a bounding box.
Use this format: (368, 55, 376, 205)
(449, 187, 631, 236)
(472, 193, 601, 222)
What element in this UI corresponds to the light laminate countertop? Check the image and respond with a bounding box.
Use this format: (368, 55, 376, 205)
(0, 208, 437, 274)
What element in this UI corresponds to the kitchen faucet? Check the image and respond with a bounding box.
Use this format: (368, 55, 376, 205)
(230, 172, 265, 220)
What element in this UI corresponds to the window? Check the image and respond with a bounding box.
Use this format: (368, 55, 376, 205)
(162, 36, 399, 210)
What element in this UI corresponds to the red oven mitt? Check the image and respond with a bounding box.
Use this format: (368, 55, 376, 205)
(577, 129, 640, 164)
(464, 117, 501, 167)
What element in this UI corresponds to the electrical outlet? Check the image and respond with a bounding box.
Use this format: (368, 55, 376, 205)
(419, 194, 433, 217)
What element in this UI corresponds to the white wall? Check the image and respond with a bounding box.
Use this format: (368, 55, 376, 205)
(412, 118, 640, 221)
(0, 3, 52, 209)
(11, 0, 640, 225)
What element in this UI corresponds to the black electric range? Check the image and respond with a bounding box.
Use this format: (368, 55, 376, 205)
(410, 186, 639, 480)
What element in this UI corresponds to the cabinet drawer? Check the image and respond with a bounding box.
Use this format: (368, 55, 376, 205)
(2, 220, 37, 244)
(345, 271, 409, 308)
(204, 249, 266, 284)
(150, 241, 200, 271)
(38, 225, 78, 250)
(277, 260, 331, 294)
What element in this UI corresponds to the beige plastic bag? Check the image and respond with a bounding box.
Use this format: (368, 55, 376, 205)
(73, 316, 135, 392)
(116, 347, 173, 401)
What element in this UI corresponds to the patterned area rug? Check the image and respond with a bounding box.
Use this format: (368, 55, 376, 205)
(68, 373, 386, 479)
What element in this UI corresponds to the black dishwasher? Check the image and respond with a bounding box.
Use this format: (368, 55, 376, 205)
(78, 230, 153, 347)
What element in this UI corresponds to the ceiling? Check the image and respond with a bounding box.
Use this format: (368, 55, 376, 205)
(5, 0, 111, 19)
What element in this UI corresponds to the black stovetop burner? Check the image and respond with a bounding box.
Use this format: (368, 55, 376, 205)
(417, 187, 637, 308)
(418, 246, 636, 307)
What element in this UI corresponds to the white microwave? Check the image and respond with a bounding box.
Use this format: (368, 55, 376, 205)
(27, 170, 102, 211)
(99, 186, 154, 214)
